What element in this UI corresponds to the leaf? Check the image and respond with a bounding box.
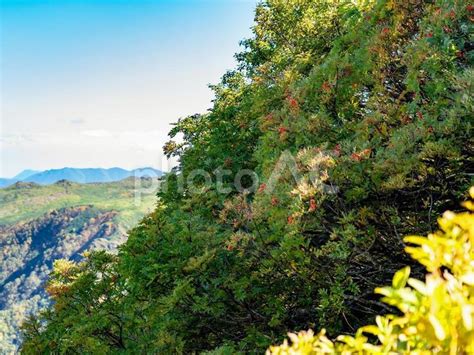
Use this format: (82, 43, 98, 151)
(461, 272, 474, 286)
(407, 278, 428, 295)
(403, 235, 430, 246)
(429, 314, 446, 341)
(462, 305, 473, 331)
(392, 267, 410, 289)
(359, 325, 380, 335)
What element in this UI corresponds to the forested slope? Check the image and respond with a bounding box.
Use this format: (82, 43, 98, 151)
(0, 179, 156, 352)
(21, 0, 473, 353)
(0, 206, 117, 352)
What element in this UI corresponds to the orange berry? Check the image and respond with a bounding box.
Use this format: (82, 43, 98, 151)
(351, 153, 362, 162)
(321, 81, 331, 93)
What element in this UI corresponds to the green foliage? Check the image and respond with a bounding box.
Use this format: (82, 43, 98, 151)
(268, 188, 474, 354)
(21, 252, 125, 354)
(21, 0, 473, 353)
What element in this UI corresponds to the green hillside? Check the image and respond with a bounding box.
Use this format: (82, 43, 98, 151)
(20, 0, 473, 354)
(0, 178, 157, 352)
(0, 178, 156, 227)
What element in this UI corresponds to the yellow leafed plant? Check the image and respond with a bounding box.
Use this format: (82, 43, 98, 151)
(268, 187, 474, 354)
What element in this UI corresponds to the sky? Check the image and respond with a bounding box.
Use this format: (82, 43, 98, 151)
(0, 0, 257, 178)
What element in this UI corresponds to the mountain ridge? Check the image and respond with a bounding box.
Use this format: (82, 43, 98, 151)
(0, 167, 162, 188)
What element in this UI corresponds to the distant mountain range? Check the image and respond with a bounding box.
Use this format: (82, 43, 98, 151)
(0, 167, 162, 188)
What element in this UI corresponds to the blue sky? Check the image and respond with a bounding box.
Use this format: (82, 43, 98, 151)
(0, 0, 257, 177)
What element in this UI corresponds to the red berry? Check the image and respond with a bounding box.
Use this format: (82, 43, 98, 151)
(271, 197, 279, 206)
(258, 183, 267, 193)
(287, 96, 299, 110)
(417, 111, 424, 120)
(278, 126, 289, 135)
(309, 198, 317, 212)
(321, 81, 331, 92)
(287, 216, 294, 224)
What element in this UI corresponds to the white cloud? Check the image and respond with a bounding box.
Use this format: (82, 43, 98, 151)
(81, 130, 113, 138)
(0, 134, 36, 146)
(69, 118, 86, 125)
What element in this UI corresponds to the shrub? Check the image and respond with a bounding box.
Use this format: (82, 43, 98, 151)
(268, 188, 474, 354)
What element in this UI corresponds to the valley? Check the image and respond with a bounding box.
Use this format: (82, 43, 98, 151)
(0, 178, 157, 352)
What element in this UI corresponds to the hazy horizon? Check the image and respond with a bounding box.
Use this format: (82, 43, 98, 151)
(0, 0, 257, 177)
(4, 166, 165, 180)
(3, 163, 170, 180)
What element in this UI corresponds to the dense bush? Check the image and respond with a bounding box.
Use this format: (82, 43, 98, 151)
(268, 188, 474, 354)
(21, 0, 472, 353)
